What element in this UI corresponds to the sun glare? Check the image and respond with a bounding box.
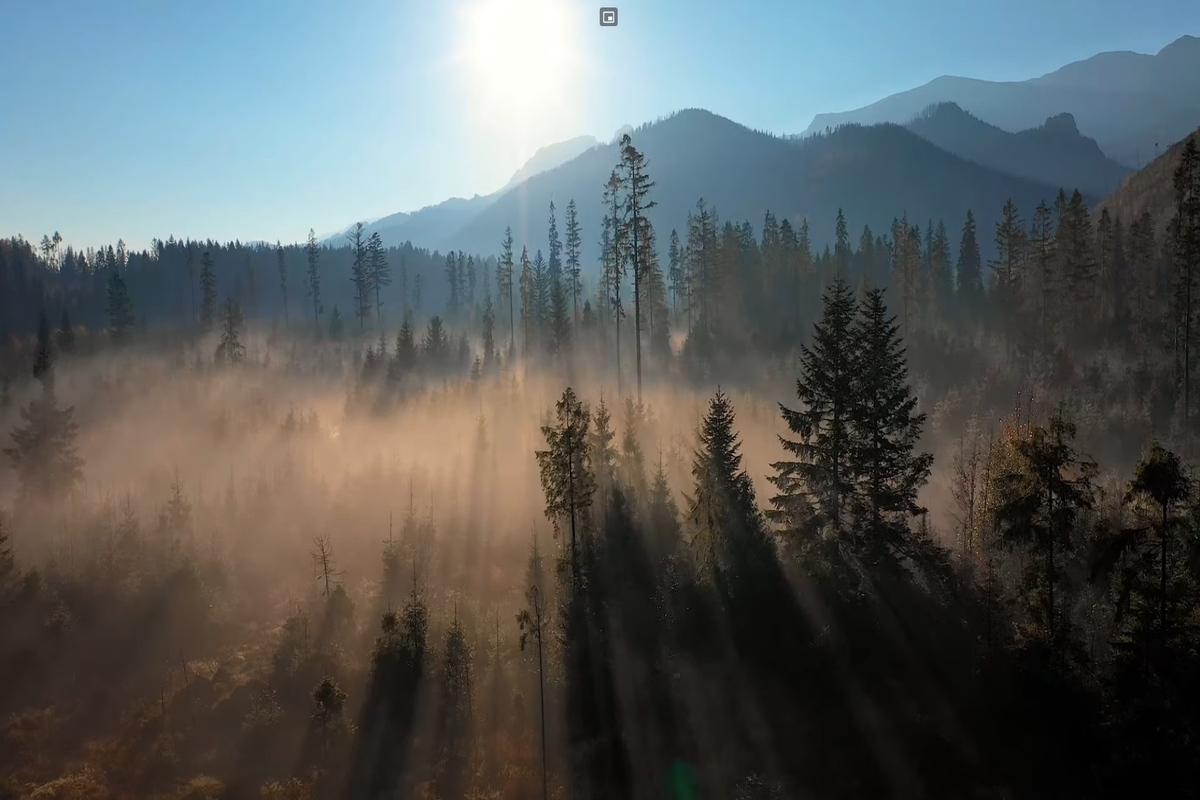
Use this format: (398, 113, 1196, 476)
(454, 0, 586, 133)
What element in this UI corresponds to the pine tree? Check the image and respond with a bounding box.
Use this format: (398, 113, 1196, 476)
(185, 246, 198, 321)
(834, 208, 852, 280)
(618, 134, 656, 403)
(517, 534, 551, 800)
(32, 309, 53, 382)
(368, 231, 391, 328)
(55, 308, 75, 354)
(311, 676, 348, 753)
(4, 378, 84, 500)
(497, 227, 516, 353)
(535, 387, 596, 596)
(769, 278, 858, 541)
(215, 298, 246, 365)
(565, 199, 583, 329)
(532, 249, 550, 350)
(992, 407, 1096, 648)
(667, 228, 683, 318)
(348, 222, 371, 331)
(107, 269, 135, 342)
(328, 304, 344, 339)
(519, 246, 533, 354)
(990, 199, 1027, 326)
(277, 241, 289, 326)
(306, 228, 322, 333)
(956, 210, 985, 317)
(602, 170, 626, 392)
(422, 315, 450, 369)
(687, 388, 763, 585)
(848, 287, 934, 559)
(388, 315, 419, 380)
(200, 251, 218, 330)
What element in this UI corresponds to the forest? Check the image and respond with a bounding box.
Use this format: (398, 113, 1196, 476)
(1, 133, 1199, 800)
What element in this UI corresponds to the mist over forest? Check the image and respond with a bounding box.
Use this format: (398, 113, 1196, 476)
(2, 111, 1200, 800)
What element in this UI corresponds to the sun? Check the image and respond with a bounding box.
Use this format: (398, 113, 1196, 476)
(453, 0, 586, 129)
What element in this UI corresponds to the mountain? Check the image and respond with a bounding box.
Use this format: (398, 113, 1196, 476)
(1095, 124, 1200, 234)
(802, 35, 1200, 168)
(326, 134, 602, 247)
(904, 103, 1131, 197)
(501, 135, 600, 192)
(440, 109, 1079, 267)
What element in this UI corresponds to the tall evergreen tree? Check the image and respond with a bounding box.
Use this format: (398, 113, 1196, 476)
(368, 231, 391, 328)
(200, 250, 218, 331)
(107, 268, 135, 342)
(215, 298, 246, 365)
(565, 199, 583, 329)
(535, 387, 596, 597)
(55, 308, 75, 355)
(4, 378, 84, 500)
(956, 209, 985, 314)
(769, 278, 858, 542)
(32, 309, 53, 382)
(497, 227, 516, 353)
(276, 241, 289, 326)
(348, 222, 371, 331)
(618, 134, 656, 403)
(848, 287, 934, 558)
(306, 228, 322, 333)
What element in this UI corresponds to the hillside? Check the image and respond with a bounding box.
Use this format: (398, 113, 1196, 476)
(802, 35, 1200, 167)
(1095, 125, 1200, 233)
(905, 103, 1130, 197)
(438, 109, 1081, 266)
(327, 135, 601, 247)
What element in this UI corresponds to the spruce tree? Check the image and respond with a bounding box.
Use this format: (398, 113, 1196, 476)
(956, 210, 985, 314)
(277, 241, 289, 325)
(618, 134, 656, 403)
(498, 227, 516, 352)
(328, 304, 344, 339)
(107, 269, 135, 342)
(32, 309, 53, 381)
(306, 228, 322, 333)
(519, 246, 533, 354)
(55, 309, 75, 354)
(368, 231, 391, 328)
(769, 278, 858, 541)
(215, 298, 246, 365)
(847, 287, 934, 559)
(687, 388, 764, 586)
(348, 222, 371, 330)
(200, 251, 218, 330)
(565, 199, 583, 329)
(4, 380, 84, 501)
(517, 534, 551, 800)
(535, 387, 596, 596)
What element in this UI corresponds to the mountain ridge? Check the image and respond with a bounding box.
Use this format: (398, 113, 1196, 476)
(801, 34, 1200, 167)
(427, 108, 1081, 269)
(903, 102, 1131, 197)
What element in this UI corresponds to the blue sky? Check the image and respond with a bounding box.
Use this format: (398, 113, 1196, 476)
(1, 0, 1196, 251)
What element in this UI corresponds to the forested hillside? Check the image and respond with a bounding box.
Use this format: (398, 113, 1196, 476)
(1, 129, 1199, 800)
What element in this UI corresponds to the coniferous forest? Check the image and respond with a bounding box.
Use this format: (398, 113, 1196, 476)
(2, 133, 1200, 800)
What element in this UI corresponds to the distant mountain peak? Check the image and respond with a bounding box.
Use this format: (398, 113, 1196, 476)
(1041, 112, 1080, 136)
(502, 135, 600, 192)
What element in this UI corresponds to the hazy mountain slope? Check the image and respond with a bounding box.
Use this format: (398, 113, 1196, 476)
(501, 135, 600, 192)
(441, 109, 1075, 268)
(802, 35, 1200, 167)
(326, 134, 602, 248)
(905, 103, 1131, 197)
(1095, 125, 1200, 234)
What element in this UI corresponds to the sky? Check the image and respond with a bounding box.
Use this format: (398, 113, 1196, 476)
(1, 0, 1198, 252)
